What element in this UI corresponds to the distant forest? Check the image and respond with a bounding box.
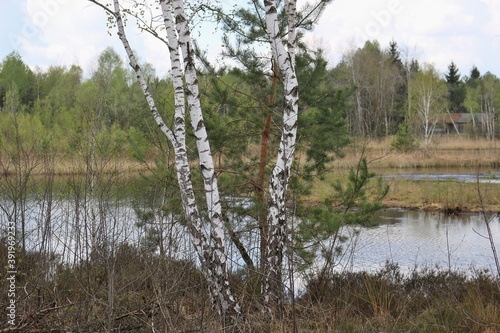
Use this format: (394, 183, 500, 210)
(0, 40, 499, 163)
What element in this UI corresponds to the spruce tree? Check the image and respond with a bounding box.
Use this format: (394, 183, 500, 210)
(445, 61, 466, 112)
(470, 65, 481, 80)
(445, 61, 461, 84)
(466, 65, 481, 89)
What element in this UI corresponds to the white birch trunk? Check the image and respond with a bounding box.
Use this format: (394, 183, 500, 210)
(97, 0, 242, 322)
(263, 0, 299, 311)
(284, 0, 297, 65)
(166, 0, 242, 318)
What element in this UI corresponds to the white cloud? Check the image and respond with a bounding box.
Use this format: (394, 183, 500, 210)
(306, 0, 500, 76)
(1, 0, 499, 78)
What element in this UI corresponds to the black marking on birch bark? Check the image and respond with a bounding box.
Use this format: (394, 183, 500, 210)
(264, 0, 272, 6)
(175, 14, 185, 24)
(200, 164, 209, 173)
(196, 119, 204, 131)
(175, 116, 183, 126)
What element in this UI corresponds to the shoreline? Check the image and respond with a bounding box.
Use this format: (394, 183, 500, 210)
(2, 136, 500, 213)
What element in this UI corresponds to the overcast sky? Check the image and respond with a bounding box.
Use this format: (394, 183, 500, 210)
(1, 0, 499, 79)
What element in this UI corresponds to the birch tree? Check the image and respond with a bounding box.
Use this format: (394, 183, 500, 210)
(410, 64, 448, 155)
(343, 41, 404, 137)
(261, 0, 299, 311)
(87, 0, 243, 326)
(480, 73, 499, 140)
(88, 0, 309, 323)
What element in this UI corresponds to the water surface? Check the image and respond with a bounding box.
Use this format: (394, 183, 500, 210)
(338, 209, 500, 273)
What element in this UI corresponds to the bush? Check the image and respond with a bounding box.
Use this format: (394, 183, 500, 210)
(391, 122, 418, 152)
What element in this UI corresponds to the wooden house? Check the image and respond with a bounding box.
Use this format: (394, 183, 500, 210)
(439, 113, 494, 135)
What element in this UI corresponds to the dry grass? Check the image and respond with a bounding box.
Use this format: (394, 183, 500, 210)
(291, 265, 500, 333)
(6, 245, 498, 332)
(316, 136, 500, 212)
(384, 179, 500, 212)
(330, 136, 500, 170)
(0, 155, 149, 176)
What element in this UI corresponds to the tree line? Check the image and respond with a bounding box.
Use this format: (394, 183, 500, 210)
(1, 45, 498, 157)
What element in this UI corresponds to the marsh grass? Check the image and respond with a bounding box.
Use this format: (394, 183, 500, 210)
(331, 136, 499, 170)
(314, 136, 500, 212)
(297, 264, 500, 333)
(311, 164, 500, 212)
(4, 244, 498, 332)
(384, 179, 500, 212)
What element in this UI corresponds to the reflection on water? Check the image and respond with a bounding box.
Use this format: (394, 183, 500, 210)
(383, 172, 500, 183)
(341, 209, 500, 273)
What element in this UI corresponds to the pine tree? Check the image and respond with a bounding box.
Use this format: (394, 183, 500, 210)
(391, 121, 418, 152)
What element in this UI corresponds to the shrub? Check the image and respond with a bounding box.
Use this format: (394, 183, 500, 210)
(391, 122, 418, 152)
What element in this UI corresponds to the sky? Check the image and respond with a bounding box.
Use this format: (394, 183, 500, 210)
(0, 0, 499, 79)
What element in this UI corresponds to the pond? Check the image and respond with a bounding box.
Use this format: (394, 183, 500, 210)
(1, 174, 499, 274)
(337, 209, 500, 273)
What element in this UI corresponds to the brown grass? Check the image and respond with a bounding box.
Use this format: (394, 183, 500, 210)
(2, 136, 499, 212)
(384, 179, 500, 212)
(4, 244, 498, 333)
(317, 136, 500, 212)
(331, 136, 500, 170)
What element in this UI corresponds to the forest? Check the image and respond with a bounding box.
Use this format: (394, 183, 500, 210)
(0, 41, 499, 160)
(1, 0, 499, 332)
(1, 42, 499, 164)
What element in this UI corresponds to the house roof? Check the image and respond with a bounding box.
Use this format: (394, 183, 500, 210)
(444, 113, 472, 124)
(442, 113, 493, 124)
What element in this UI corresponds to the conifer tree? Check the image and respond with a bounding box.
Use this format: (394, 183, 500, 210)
(445, 61, 466, 113)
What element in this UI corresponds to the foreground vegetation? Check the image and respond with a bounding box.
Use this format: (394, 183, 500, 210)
(1, 135, 499, 331)
(1, 243, 499, 332)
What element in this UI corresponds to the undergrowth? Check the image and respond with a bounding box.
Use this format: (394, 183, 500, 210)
(1, 242, 499, 332)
